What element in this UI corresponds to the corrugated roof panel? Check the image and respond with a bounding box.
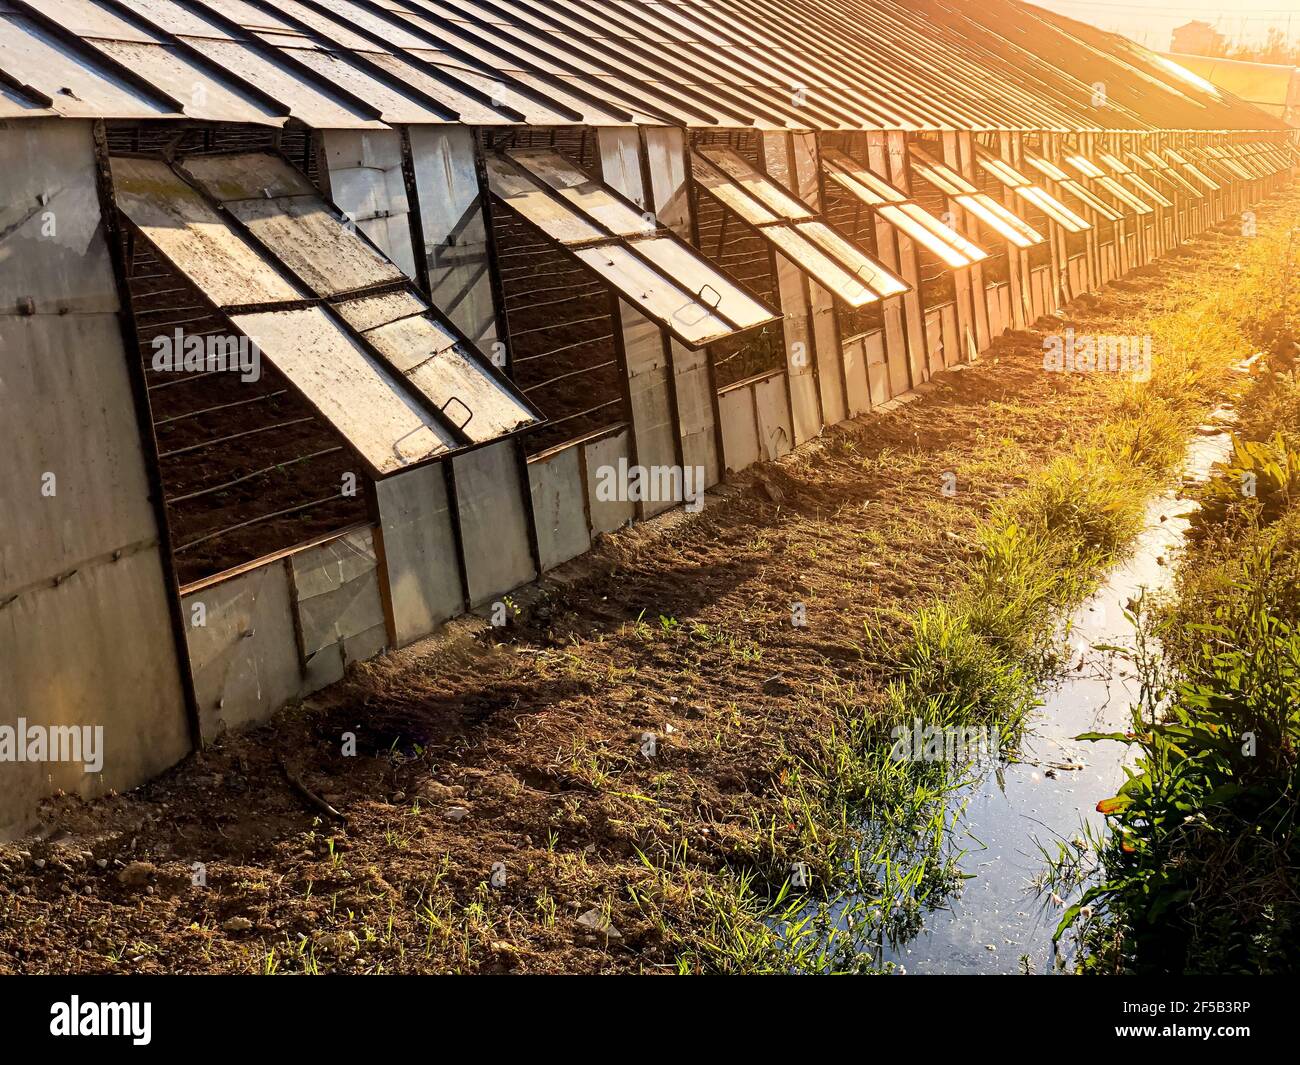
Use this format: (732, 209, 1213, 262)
(309, 0, 435, 49)
(23, 0, 153, 42)
(111, 0, 239, 38)
(0, 11, 175, 118)
(0, 78, 52, 115)
(395, 0, 722, 124)
(195, 0, 301, 34)
(486, 67, 636, 124)
(169, 37, 386, 127)
(230, 305, 457, 475)
(395, 52, 582, 124)
(272, 46, 453, 123)
(204, 4, 466, 128)
(639, 7, 873, 124)
(0, 0, 1288, 135)
(638, 0, 952, 127)
(1032, 4, 1281, 131)
(87, 38, 284, 124)
(111, 155, 305, 308)
(260, 0, 390, 50)
(366, 0, 639, 122)
(359, 51, 509, 126)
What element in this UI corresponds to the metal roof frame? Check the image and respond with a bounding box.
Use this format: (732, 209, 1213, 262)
(691, 144, 910, 307)
(909, 142, 1046, 248)
(0, 0, 1288, 133)
(972, 143, 1091, 233)
(111, 148, 543, 476)
(821, 145, 990, 266)
(485, 146, 784, 348)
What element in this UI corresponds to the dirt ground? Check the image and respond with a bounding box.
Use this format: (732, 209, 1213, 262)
(0, 208, 1276, 974)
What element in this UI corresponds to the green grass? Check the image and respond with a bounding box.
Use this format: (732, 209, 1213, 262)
(639, 201, 1299, 974)
(1061, 551, 1300, 974)
(884, 208, 1293, 742)
(1059, 363, 1300, 973)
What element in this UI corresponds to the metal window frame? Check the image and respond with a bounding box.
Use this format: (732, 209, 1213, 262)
(972, 145, 1091, 234)
(111, 149, 545, 478)
(1132, 149, 1203, 198)
(485, 146, 783, 347)
(1022, 150, 1126, 222)
(910, 142, 1045, 248)
(821, 145, 989, 267)
(689, 145, 910, 308)
(1063, 151, 1157, 216)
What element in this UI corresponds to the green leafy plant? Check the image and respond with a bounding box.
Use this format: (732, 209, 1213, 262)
(1196, 431, 1300, 534)
(1062, 560, 1300, 974)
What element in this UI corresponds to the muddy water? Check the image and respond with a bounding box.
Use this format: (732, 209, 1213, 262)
(879, 430, 1233, 974)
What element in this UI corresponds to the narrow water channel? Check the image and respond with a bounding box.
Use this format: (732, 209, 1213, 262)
(880, 428, 1234, 974)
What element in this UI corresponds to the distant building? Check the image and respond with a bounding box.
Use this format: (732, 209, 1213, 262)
(1164, 52, 1300, 126)
(1172, 20, 1226, 57)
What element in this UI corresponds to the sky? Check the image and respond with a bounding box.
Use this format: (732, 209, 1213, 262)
(1028, 0, 1300, 51)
